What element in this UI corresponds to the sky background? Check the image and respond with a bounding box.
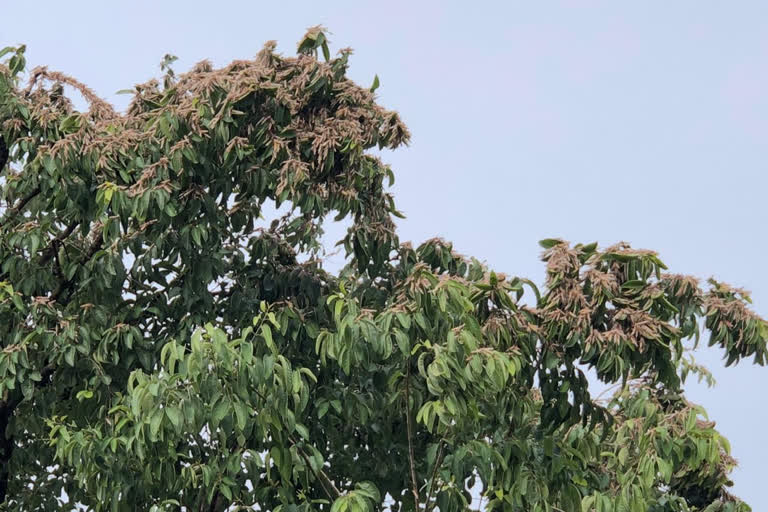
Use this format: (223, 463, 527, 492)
(2, 0, 767, 507)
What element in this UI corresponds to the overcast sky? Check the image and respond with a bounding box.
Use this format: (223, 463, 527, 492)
(2, 0, 767, 507)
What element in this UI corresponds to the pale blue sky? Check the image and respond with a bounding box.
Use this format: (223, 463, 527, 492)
(2, 0, 766, 507)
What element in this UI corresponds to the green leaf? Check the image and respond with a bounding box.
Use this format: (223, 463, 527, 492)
(75, 390, 93, 401)
(295, 423, 309, 440)
(0, 46, 16, 59)
(370, 74, 380, 93)
(261, 324, 275, 353)
(234, 400, 248, 431)
(165, 406, 183, 429)
(355, 481, 381, 502)
(212, 398, 229, 425)
(149, 408, 164, 440)
(538, 238, 564, 249)
(618, 446, 628, 466)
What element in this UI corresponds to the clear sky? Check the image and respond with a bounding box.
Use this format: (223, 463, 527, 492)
(2, 0, 766, 507)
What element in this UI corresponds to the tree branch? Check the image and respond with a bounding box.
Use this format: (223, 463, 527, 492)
(206, 490, 222, 512)
(289, 434, 341, 500)
(0, 135, 7, 171)
(0, 364, 55, 503)
(51, 230, 103, 302)
(0, 186, 41, 229)
(424, 440, 445, 512)
(39, 221, 79, 266)
(404, 357, 420, 510)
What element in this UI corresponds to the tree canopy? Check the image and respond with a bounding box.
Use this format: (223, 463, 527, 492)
(0, 28, 766, 512)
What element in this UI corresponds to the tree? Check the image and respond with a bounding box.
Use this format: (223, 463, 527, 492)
(0, 28, 765, 512)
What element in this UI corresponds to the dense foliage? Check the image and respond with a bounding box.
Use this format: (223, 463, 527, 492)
(0, 29, 766, 512)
